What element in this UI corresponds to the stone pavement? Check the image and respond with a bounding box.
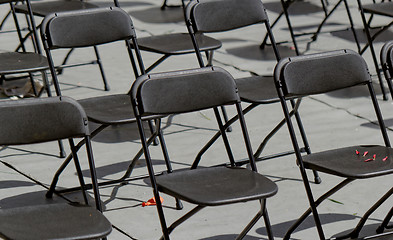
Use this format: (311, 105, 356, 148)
(0, 0, 392, 239)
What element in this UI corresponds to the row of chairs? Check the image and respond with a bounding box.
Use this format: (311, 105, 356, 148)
(0, 1, 392, 240)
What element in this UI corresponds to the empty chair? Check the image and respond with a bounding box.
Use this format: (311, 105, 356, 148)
(380, 41, 393, 100)
(185, 0, 321, 183)
(41, 7, 181, 210)
(275, 49, 393, 239)
(0, 96, 111, 239)
(15, 0, 114, 91)
(131, 66, 278, 240)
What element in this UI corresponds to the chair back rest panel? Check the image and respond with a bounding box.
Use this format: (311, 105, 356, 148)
(276, 50, 371, 97)
(133, 67, 240, 116)
(0, 97, 89, 145)
(41, 7, 136, 49)
(187, 0, 268, 33)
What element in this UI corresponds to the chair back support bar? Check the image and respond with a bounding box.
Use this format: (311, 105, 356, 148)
(276, 50, 371, 98)
(0, 96, 88, 145)
(186, 0, 269, 33)
(133, 67, 240, 116)
(41, 7, 136, 49)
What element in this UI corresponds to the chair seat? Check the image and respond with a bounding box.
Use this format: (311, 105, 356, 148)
(362, 2, 393, 17)
(78, 94, 135, 124)
(137, 33, 222, 55)
(0, 203, 112, 240)
(156, 167, 278, 206)
(303, 145, 393, 179)
(0, 52, 48, 74)
(235, 75, 280, 104)
(15, 1, 98, 17)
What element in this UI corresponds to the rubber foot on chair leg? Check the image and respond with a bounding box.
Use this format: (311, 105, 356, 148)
(314, 176, 322, 184)
(59, 150, 66, 158)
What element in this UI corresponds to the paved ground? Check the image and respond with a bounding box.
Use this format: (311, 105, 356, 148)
(0, 0, 392, 239)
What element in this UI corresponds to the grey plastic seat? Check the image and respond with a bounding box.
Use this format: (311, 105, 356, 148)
(275, 49, 393, 240)
(0, 96, 111, 240)
(41, 7, 182, 209)
(15, 0, 112, 91)
(185, 0, 321, 183)
(380, 41, 393, 100)
(131, 66, 278, 240)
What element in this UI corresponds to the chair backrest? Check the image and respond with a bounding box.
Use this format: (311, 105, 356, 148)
(41, 7, 137, 49)
(132, 66, 256, 170)
(132, 67, 240, 116)
(381, 41, 393, 83)
(275, 49, 391, 147)
(0, 96, 89, 145)
(185, 0, 280, 67)
(185, 0, 269, 33)
(275, 49, 371, 98)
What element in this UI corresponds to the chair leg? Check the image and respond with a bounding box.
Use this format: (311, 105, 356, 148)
(357, 0, 387, 100)
(280, 0, 300, 56)
(377, 207, 393, 234)
(69, 138, 89, 204)
(93, 46, 110, 91)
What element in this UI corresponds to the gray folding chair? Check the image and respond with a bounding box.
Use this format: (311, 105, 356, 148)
(15, 0, 113, 91)
(0, 96, 111, 239)
(185, 0, 321, 183)
(41, 7, 182, 209)
(275, 49, 393, 239)
(131, 66, 278, 240)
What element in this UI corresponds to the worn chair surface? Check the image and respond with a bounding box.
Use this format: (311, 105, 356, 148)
(132, 66, 278, 239)
(0, 97, 112, 240)
(275, 49, 393, 239)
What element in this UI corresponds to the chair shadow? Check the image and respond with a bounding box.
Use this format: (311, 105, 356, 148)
(81, 159, 165, 179)
(331, 28, 393, 45)
(226, 44, 297, 61)
(128, 6, 185, 24)
(0, 180, 34, 189)
(92, 0, 153, 8)
(256, 213, 358, 239)
(332, 223, 393, 239)
(264, 0, 324, 15)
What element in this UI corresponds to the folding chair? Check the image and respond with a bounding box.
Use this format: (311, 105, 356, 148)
(15, 0, 114, 91)
(0, 96, 111, 239)
(41, 7, 182, 209)
(185, 0, 321, 183)
(275, 49, 393, 240)
(380, 40, 393, 100)
(0, 0, 67, 158)
(131, 66, 278, 240)
(357, 0, 393, 101)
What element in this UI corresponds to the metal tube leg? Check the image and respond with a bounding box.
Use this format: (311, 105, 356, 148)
(377, 207, 393, 233)
(93, 46, 110, 91)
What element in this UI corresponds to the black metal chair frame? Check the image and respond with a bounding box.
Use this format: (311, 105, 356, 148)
(275, 49, 393, 240)
(41, 7, 182, 209)
(0, 96, 111, 239)
(185, 0, 321, 183)
(131, 66, 278, 240)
